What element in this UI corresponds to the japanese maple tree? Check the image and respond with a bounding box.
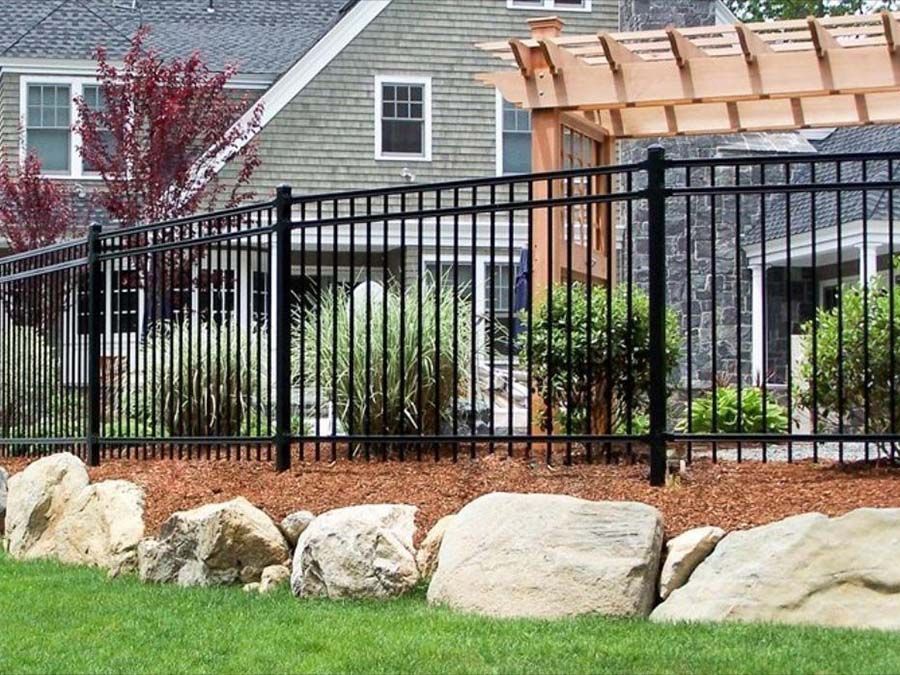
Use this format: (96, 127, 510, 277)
(74, 26, 263, 227)
(0, 152, 79, 329)
(0, 152, 76, 252)
(74, 27, 264, 324)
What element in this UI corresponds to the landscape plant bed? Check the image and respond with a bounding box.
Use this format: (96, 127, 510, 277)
(3, 453, 899, 539)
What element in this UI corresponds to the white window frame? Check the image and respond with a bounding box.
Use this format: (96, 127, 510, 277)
(506, 0, 592, 12)
(374, 74, 432, 162)
(20, 75, 103, 180)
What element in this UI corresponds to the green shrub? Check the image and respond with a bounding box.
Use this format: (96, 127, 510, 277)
(116, 319, 269, 437)
(291, 277, 473, 437)
(523, 283, 681, 434)
(796, 277, 900, 433)
(679, 386, 789, 434)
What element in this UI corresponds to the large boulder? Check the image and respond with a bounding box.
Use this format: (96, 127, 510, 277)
(291, 504, 419, 599)
(0, 466, 8, 534)
(652, 509, 900, 630)
(416, 514, 455, 579)
(6, 453, 90, 559)
(52, 480, 145, 576)
(659, 526, 725, 600)
(138, 497, 290, 587)
(427, 493, 664, 619)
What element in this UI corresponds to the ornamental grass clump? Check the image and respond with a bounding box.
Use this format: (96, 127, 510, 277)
(119, 318, 269, 437)
(0, 323, 65, 437)
(291, 277, 473, 438)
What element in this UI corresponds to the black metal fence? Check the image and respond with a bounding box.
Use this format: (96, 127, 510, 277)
(2, 147, 899, 484)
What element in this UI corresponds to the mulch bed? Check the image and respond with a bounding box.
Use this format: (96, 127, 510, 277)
(3, 454, 899, 540)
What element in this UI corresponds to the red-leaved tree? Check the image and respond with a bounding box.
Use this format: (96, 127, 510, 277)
(74, 27, 264, 326)
(0, 152, 78, 329)
(75, 27, 263, 226)
(0, 152, 75, 252)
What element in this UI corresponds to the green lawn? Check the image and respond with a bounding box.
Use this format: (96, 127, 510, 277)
(1, 554, 899, 675)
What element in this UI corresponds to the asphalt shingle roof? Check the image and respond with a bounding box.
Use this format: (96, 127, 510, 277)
(745, 125, 900, 244)
(0, 0, 353, 76)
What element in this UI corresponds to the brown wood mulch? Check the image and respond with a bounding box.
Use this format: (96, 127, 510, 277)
(2, 454, 899, 540)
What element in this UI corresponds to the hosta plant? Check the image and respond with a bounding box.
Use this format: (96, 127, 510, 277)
(679, 386, 790, 434)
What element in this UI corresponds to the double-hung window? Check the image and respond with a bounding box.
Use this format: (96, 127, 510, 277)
(23, 77, 108, 178)
(80, 84, 114, 173)
(26, 83, 71, 174)
(375, 76, 432, 161)
(498, 97, 532, 175)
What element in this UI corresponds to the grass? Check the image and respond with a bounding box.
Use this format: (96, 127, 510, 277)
(1, 554, 899, 675)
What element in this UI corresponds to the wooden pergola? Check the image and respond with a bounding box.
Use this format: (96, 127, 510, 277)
(479, 11, 900, 142)
(479, 11, 900, 439)
(478, 10, 900, 287)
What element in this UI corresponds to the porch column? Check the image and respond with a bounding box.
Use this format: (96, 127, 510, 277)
(750, 263, 765, 385)
(858, 243, 880, 285)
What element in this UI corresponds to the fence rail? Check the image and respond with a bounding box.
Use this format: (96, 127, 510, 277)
(2, 147, 900, 483)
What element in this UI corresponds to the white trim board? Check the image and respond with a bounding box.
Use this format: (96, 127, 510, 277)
(743, 220, 900, 267)
(506, 0, 592, 12)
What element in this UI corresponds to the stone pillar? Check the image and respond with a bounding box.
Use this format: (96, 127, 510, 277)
(620, 0, 717, 31)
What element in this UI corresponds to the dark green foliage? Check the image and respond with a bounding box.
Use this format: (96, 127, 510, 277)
(725, 0, 898, 22)
(680, 386, 790, 434)
(524, 283, 681, 434)
(797, 278, 900, 433)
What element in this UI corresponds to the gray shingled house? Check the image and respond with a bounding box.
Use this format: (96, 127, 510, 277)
(0, 0, 619, 372)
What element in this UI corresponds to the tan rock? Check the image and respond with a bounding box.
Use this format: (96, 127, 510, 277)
(138, 497, 289, 587)
(659, 526, 725, 599)
(6, 453, 89, 559)
(416, 514, 455, 579)
(52, 480, 145, 576)
(279, 511, 315, 548)
(291, 504, 419, 599)
(259, 564, 291, 593)
(652, 509, 900, 630)
(427, 493, 664, 619)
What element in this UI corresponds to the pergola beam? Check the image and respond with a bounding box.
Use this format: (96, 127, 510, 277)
(734, 21, 773, 63)
(807, 16, 841, 57)
(882, 10, 900, 53)
(666, 25, 707, 67)
(597, 32, 642, 71)
(478, 11, 900, 140)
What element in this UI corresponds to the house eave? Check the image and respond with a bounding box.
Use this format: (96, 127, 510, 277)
(0, 58, 275, 89)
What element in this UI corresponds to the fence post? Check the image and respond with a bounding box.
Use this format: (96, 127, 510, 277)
(646, 146, 668, 487)
(86, 223, 103, 468)
(274, 186, 293, 472)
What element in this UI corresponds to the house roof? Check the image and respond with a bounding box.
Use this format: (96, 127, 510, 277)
(0, 0, 354, 77)
(746, 125, 900, 244)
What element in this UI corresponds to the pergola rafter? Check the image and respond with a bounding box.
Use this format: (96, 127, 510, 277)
(478, 11, 900, 139)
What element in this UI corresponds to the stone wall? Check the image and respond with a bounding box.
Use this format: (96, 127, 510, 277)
(618, 2, 804, 391)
